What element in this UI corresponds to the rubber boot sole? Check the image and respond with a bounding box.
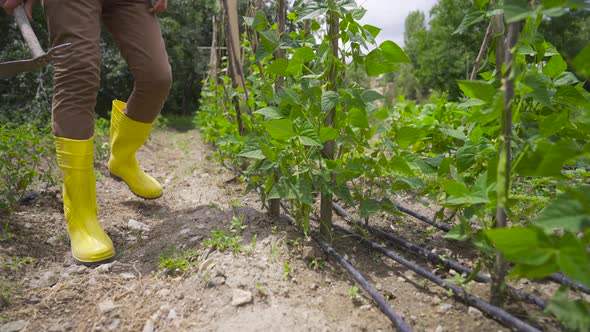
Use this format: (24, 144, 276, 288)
(109, 172, 163, 200)
(72, 252, 115, 267)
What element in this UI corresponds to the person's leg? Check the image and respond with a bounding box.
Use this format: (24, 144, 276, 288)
(102, 1, 172, 199)
(43, 0, 115, 264)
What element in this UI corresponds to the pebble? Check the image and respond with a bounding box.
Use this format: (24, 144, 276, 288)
(26, 295, 41, 304)
(128, 219, 151, 232)
(167, 309, 177, 320)
(65, 265, 87, 275)
(468, 306, 483, 319)
(375, 283, 383, 291)
(437, 303, 453, 314)
(0, 320, 26, 332)
(309, 283, 319, 290)
(142, 320, 154, 332)
(98, 299, 117, 314)
(434, 325, 445, 332)
(157, 288, 171, 297)
(302, 246, 315, 260)
(207, 276, 226, 288)
(37, 271, 59, 288)
(431, 296, 442, 306)
(360, 304, 372, 310)
(105, 319, 120, 331)
(95, 261, 117, 273)
(231, 289, 253, 306)
(46, 236, 59, 246)
(120, 272, 136, 280)
(397, 277, 405, 283)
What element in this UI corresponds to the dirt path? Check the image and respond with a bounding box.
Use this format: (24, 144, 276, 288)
(1, 129, 520, 331)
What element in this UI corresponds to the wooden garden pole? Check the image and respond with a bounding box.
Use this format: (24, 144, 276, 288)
(268, 0, 286, 218)
(320, 4, 339, 240)
(208, 15, 218, 81)
(491, 21, 520, 307)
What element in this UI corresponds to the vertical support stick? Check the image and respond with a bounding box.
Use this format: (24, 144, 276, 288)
(491, 21, 520, 307)
(268, 0, 287, 218)
(320, 5, 339, 240)
(208, 15, 219, 81)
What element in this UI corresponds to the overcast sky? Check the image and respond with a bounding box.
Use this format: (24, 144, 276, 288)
(357, 0, 438, 47)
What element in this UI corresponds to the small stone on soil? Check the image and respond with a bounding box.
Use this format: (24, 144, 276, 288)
(157, 288, 171, 297)
(26, 295, 41, 304)
(128, 219, 151, 232)
(0, 320, 26, 332)
(46, 236, 59, 246)
(437, 303, 453, 314)
(231, 289, 253, 306)
(468, 306, 483, 319)
(37, 271, 59, 288)
(431, 296, 442, 306)
(434, 325, 445, 332)
(142, 320, 154, 332)
(301, 246, 316, 261)
(397, 277, 405, 283)
(360, 304, 371, 310)
(64, 265, 87, 275)
(98, 300, 117, 314)
(105, 319, 120, 331)
(375, 283, 383, 291)
(120, 272, 136, 280)
(207, 276, 226, 288)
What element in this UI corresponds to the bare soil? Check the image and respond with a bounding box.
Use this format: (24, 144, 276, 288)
(0, 129, 558, 332)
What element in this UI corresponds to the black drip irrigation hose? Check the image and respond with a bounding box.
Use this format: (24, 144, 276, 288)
(390, 201, 590, 295)
(329, 223, 541, 332)
(332, 203, 547, 309)
(278, 204, 413, 332)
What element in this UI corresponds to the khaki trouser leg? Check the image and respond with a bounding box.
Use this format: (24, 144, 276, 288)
(44, 0, 172, 139)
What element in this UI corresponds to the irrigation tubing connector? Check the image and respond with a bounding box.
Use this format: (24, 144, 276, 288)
(332, 203, 547, 309)
(389, 200, 590, 295)
(278, 204, 413, 332)
(331, 223, 541, 332)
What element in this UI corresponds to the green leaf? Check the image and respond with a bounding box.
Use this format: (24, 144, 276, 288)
(263, 119, 295, 141)
(363, 24, 381, 38)
(269, 58, 289, 76)
(252, 11, 269, 31)
(390, 156, 415, 176)
(349, 108, 369, 128)
(254, 107, 285, 120)
(365, 49, 399, 76)
(259, 30, 280, 53)
(396, 127, 426, 149)
(454, 8, 485, 35)
(361, 90, 384, 103)
(440, 178, 468, 197)
(445, 224, 470, 241)
(573, 43, 590, 78)
(543, 54, 567, 78)
(292, 46, 315, 62)
(553, 72, 580, 87)
(379, 41, 410, 63)
(553, 85, 590, 110)
(458, 80, 495, 103)
(360, 198, 380, 218)
(536, 186, 590, 233)
(522, 74, 552, 109)
(474, 0, 490, 9)
(516, 140, 580, 177)
(321, 91, 340, 112)
(485, 227, 554, 266)
(333, 184, 354, 205)
(456, 143, 477, 173)
(539, 111, 569, 138)
(546, 287, 590, 332)
(555, 232, 590, 287)
(298, 125, 323, 147)
(504, 0, 534, 23)
(237, 147, 265, 160)
(319, 127, 338, 142)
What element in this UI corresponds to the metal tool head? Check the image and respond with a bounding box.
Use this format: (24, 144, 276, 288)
(0, 43, 71, 79)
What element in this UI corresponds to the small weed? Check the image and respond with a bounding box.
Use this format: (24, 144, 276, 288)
(230, 214, 247, 234)
(348, 285, 360, 299)
(245, 234, 257, 255)
(282, 262, 291, 281)
(287, 237, 302, 247)
(2, 256, 36, 271)
(270, 241, 279, 260)
(158, 247, 199, 273)
(230, 199, 243, 208)
(307, 257, 325, 271)
(271, 225, 279, 234)
(255, 281, 268, 297)
(204, 230, 242, 253)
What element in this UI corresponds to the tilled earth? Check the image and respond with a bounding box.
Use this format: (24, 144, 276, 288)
(0, 129, 559, 331)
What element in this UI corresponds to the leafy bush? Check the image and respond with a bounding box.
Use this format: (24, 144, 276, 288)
(0, 124, 55, 216)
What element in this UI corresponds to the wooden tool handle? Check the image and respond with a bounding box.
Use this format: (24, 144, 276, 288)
(14, 5, 44, 59)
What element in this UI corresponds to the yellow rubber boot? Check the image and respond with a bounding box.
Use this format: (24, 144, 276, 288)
(108, 100, 163, 199)
(56, 137, 115, 265)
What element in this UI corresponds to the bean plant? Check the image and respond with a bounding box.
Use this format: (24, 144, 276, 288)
(196, 0, 590, 329)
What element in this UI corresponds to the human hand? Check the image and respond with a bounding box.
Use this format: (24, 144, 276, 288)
(149, 0, 167, 14)
(1, 0, 35, 19)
